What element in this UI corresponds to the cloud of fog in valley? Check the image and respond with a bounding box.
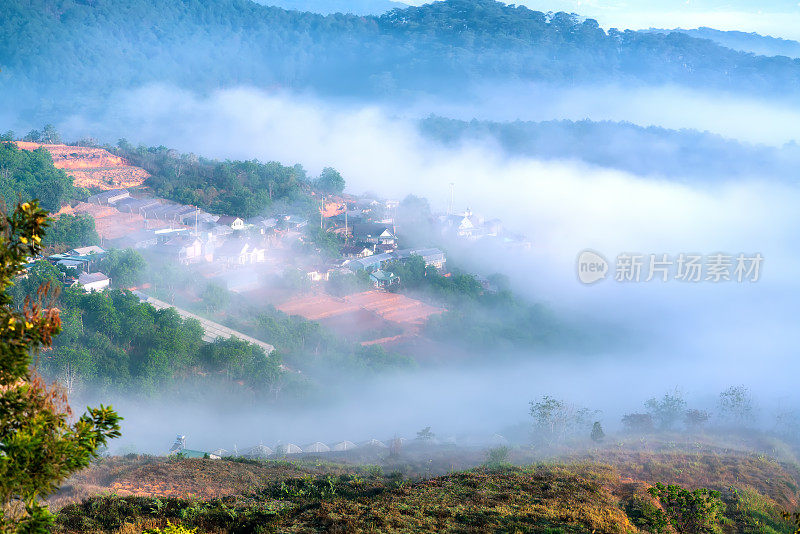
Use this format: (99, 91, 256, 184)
(415, 83, 800, 147)
(62, 85, 800, 453)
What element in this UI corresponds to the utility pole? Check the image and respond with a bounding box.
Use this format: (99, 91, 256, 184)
(448, 182, 455, 216)
(344, 208, 348, 244)
(320, 195, 325, 230)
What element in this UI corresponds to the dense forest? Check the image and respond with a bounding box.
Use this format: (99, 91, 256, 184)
(644, 27, 800, 58)
(4, 0, 800, 121)
(420, 115, 800, 181)
(0, 142, 76, 210)
(113, 142, 315, 217)
(10, 261, 287, 397)
(255, 0, 406, 15)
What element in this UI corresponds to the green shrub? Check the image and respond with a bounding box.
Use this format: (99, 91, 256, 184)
(648, 482, 725, 533)
(145, 523, 197, 534)
(484, 446, 510, 469)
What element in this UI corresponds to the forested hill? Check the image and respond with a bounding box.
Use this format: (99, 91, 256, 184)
(4, 0, 800, 120)
(645, 27, 800, 58)
(254, 0, 407, 15)
(419, 116, 800, 182)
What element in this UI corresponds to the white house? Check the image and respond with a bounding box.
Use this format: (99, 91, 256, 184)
(70, 245, 106, 256)
(215, 239, 266, 266)
(216, 215, 245, 231)
(77, 272, 110, 292)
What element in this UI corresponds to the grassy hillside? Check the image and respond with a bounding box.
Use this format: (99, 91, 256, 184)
(53, 449, 800, 533)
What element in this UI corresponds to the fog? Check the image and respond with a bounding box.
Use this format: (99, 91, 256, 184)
(54, 82, 800, 454)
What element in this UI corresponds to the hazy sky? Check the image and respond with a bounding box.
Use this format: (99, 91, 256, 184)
(517, 1, 800, 39)
(400, 0, 800, 40)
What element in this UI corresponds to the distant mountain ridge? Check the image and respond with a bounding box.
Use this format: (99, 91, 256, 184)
(5, 0, 800, 122)
(253, 0, 407, 16)
(645, 27, 800, 58)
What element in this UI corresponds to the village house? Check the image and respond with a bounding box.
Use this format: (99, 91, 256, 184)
(351, 223, 397, 248)
(107, 229, 158, 249)
(87, 188, 130, 206)
(76, 272, 111, 292)
(277, 214, 307, 231)
(306, 269, 329, 282)
(248, 216, 278, 236)
(346, 251, 397, 273)
(158, 236, 203, 265)
(396, 248, 447, 270)
(70, 245, 106, 256)
(115, 197, 160, 215)
(214, 238, 266, 267)
(369, 269, 399, 290)
(341, 244, 374, 259)
(216, 215, 245, 231)
(49, 246, 108, 274)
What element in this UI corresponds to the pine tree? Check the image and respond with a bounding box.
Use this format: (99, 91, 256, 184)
(590, 421, 605, 443)
(0, 200, 121, 533)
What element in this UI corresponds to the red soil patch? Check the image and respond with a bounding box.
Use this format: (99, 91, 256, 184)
(15, 142, 149, 190)
(278, 294, 360, 321)
(343, 291, 444, 327)
(278, 291, 444, 346)
(279, 291, 443, 327)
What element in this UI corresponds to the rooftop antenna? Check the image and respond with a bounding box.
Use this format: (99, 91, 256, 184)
(448, 182, 455, 216)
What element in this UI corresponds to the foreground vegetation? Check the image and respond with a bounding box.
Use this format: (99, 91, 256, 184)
(0, 200, 120, 532)
(52, 448, 800, 533)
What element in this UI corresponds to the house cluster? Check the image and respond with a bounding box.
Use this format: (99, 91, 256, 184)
(313, 197, 448, 290)
(43, 245, 111, 292)
(438, 207, 530, 248)
(86, 189, 309, 273)
(72, 189, 520, 294)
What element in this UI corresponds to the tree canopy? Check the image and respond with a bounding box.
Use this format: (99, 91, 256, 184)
(4, 0, 800, 121)
(0, 143, 76, 212)
(0, 200, 120, 532)
(114, 144, 311, 218)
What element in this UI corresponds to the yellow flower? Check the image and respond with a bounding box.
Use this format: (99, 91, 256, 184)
(25, 322, 33, 329)
(19, 237, 28, 244)
(32, 235, 41, 243)
(20, 202, 30, 210)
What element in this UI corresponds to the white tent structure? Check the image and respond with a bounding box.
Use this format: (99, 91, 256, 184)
(210, 448, 229, 457)
(332, 440, 357, 451)
(361, 439, 387, 448)
(304, 442, 331, 453)
(280, 443, 303, 454)
(244, 444, 273, 458)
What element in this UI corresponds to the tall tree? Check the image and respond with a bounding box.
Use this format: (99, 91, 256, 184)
(315, 167, 345, 194)
(0, 200, 121, 532)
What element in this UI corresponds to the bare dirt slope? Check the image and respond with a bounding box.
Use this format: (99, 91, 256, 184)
(15, 142, 149, 190)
